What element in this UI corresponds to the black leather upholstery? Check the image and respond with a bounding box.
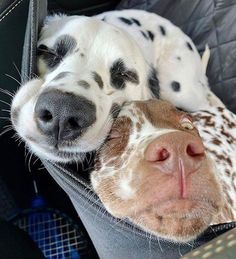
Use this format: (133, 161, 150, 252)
(0, 0, 33, 210)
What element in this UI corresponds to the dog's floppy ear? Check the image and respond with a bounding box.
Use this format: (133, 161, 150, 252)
(201, 44, 210, 74)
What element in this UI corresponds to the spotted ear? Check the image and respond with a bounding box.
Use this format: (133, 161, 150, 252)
(201, 44, 210, 74)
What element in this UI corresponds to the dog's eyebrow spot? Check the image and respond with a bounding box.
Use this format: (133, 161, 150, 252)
(140, 30, 149, 40)
(118, 17, 133, 25)
(186, 42, 193, 51)
(52, 71, 71, 81)
(131, 18, 141, 26)
(110, 103, 121, 119)
(77, 80, 90, 89)
(92, 72, 104, 89)
(171, 81, 181, 91)
(147, 30, 155, 41)
(148, 66, 160, 98)
(55, 34, 77, 55)
(38, 35, 77, 69)
(110, 59, 139, 89)
(159, 25, 166, 36)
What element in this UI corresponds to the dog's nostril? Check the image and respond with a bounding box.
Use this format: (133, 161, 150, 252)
(156, 148, 170, 161)
(67, 117, 80, 129)
(38, 109, 53, 122)
(186, 143, 204, 157)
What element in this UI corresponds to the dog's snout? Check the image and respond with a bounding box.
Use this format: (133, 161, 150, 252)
(144, 131, 205, 175)
(34, 90, 96, 142)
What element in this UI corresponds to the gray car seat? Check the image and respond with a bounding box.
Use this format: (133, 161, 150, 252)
(3, 0, 236, 258)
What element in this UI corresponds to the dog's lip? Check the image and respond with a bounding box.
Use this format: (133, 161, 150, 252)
(133, 198, 216, 219)
(28, 138, 83, 160)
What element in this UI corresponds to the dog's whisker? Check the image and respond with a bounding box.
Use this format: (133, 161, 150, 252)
(2, 109, 11, 113)
(0, 117, 10, 121)
(5, 73, 21, 86)
(0, 127, 13, 136)
(0, 99, 11, 107)
(13, 62, 22, 79)
(0, 88, 15, 98)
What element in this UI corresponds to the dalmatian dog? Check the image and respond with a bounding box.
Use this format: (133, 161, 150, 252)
(10, 10, 223, 162)
(91, 99, 236, 242)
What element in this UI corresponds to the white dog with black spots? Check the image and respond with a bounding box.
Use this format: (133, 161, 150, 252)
(10, 10, 223, 162)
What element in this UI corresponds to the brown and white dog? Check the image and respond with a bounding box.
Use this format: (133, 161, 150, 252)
(91, 100, 236, 242)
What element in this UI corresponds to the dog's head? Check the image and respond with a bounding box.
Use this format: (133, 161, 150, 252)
(91, 100, 223, 242)
(10, 15, 154, 162)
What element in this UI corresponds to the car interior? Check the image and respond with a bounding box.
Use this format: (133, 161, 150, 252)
(0, 0, 236, 258)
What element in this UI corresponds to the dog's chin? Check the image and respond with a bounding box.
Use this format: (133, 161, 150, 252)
(27, 141, 87, 163)
(130, 199, 217, 242)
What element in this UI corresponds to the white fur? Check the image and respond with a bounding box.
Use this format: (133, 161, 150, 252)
(11, 10, 214, 162)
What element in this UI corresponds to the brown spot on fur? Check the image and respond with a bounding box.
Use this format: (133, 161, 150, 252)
(136, 122, 142, 132)
(222, 114, 236, 128)
(135, 100, 199, 137)
(92, 72, 104, 89)
(201, 110, 216, 116)
(77, 80, 90, 89)
(226, 157, 233, 167)
(96, 116, 132, 168)
(207, 148, 233, 167)
(212, 137, 221, 145)
(225, 169, 231, 176)
(221, 127, 236, 143)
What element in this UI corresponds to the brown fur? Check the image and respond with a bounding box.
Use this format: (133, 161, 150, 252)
(91, 100, 236, 242)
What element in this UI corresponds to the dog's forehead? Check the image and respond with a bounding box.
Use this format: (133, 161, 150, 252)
(119, 100, 182, 128)
(39, 16, 146, 76)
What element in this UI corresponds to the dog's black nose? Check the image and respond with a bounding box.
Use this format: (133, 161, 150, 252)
(34, 90, 96, 142)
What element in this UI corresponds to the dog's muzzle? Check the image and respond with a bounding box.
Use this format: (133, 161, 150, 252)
(34, 90, 96, 144)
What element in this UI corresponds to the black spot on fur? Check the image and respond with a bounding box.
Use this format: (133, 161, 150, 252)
(159, 25, 166, 36)
(148, 66, 160, 98)
(110, 103, 121, 119)
(119, 17, 133, 25)
(171, 81, 181, 92)
(140, 30, 149, 40)
(102, 17, 106, 22)
(147, 30, 155, 41)
(92, 72, 104, 89)
(131, 18, 141, 26)
(80, 53, 85, 57)
(177, 56, 181, 61)
(38, 35, 77, 69)
(78, 80, 90, 89)
(186, 42, 193, 51)
(52, 72, 71, 81)
(110, 59, 139, 89)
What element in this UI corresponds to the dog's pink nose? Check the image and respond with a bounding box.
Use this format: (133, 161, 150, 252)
(144, 131, 205, 174)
